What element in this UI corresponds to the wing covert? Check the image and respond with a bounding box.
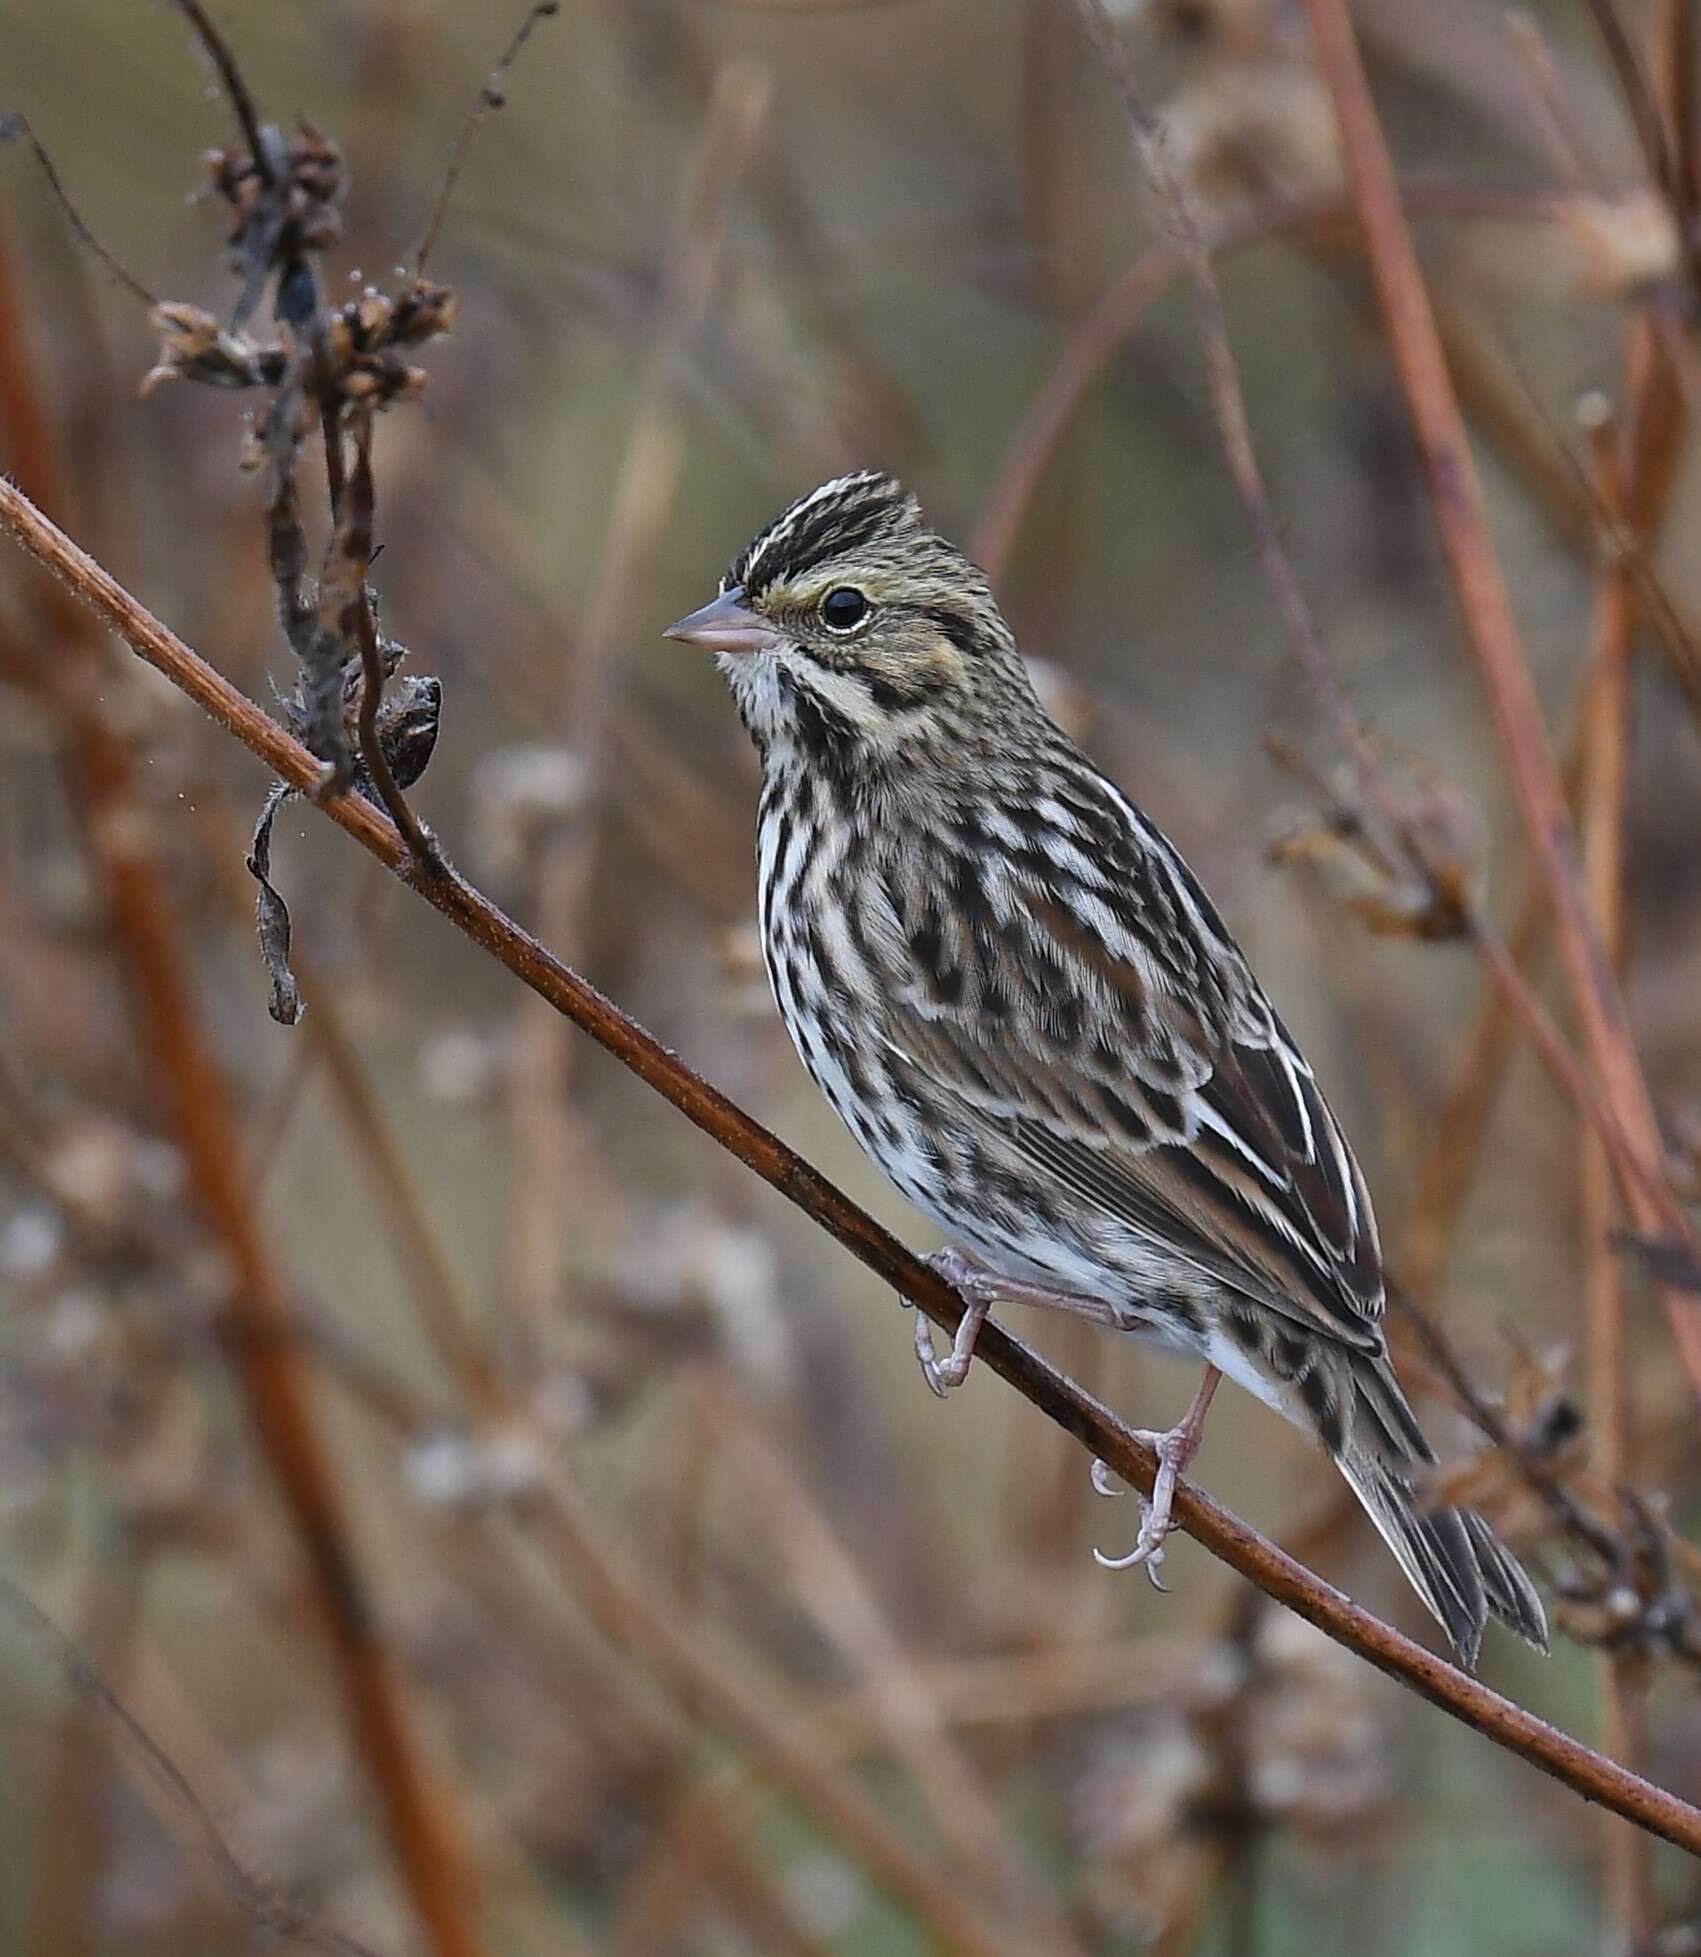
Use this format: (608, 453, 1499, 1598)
(867, 768, 1385, 1347)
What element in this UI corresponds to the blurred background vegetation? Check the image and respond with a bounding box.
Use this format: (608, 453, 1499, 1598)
(2, 0, 1699, 1951)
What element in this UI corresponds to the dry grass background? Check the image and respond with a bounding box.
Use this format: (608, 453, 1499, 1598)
(2, 0, 1700, 1952)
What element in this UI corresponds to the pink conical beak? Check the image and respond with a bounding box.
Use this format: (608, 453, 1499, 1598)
(663, 585, 778, 657)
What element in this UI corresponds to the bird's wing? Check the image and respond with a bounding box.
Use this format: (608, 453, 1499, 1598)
(863, 770, 1385, 1349)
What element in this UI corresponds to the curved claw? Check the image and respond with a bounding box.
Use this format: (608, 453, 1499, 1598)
(1087, 1372, 1221, 1593)
(1092, 1502, 1171, 1589)
(1090, 1459, 1124, 1499)
(909, 1253, 992, 1397)
(1091, 1536, 1155, 1572)
(911, 1294, 987, 1396)
(913, 1310, 951, 1399)
(1090, 1432, 1187, 1588)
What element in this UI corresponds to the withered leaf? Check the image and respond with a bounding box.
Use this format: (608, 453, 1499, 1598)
(246, 781, 302, 1026)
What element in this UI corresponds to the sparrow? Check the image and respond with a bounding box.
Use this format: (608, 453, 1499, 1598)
(666, 470, 1546, 1666)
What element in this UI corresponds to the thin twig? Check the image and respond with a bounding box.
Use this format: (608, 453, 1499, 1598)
(295, 959, 504, 1415)
(348, 418, 439, 866)
(0, 1577, 388, 1957)
(973, 180, 1563, 582)
(505, 59, 769, 1346)
(1068, 3, 1378, 778)
(1578, 0, 1680, 209)
(1578, 402, 1638, 1515)
(1396, 866, 1551, 1303)
(168, 0, 273, 183)
(0, 116, 157, 306)
(7, 483, 1701, 1855)
(975, 172, 1701, 736)
(708, 1378, 1089, 1954)
(1579, 0, 1694, 1931)
(1578, 394, 1654, 1948)
(1505, 12, 1610, 197)
(414, 2, 561, 276)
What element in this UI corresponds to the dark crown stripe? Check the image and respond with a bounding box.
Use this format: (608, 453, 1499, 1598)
(731, 471, 909, 596)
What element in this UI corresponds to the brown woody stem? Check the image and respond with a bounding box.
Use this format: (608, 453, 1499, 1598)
(5, 475, 1701, 1856)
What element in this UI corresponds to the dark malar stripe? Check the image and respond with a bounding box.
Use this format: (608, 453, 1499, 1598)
(776, 669, 859, 767)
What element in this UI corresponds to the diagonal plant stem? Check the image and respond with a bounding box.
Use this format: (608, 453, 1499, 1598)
(506, 61, 769, 1351)
(1577, 396, 1651, 1946)
(1575, 3, 1692, 1935)
(972, 180, 1563, 582)
(1, 1576, 389, 1957)
(1066, 0, 1695, 1326)
(1297, 0, 1701, 1397)
(975, 180, 1701, 731)
(6, 481, 1701, 1856)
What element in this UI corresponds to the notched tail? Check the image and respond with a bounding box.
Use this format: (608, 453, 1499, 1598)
(1337, 1357, 1548, 1669)
(1461, 1508, 1548, 1653)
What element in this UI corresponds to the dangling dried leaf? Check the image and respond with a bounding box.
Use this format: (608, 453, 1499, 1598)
(246, 780, 303, 1026)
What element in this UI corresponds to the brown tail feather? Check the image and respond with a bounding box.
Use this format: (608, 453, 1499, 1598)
(1336, 1357, 1547, 1667)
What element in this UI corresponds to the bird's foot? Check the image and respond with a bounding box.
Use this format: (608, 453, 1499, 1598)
(909, 1248, 997, 1396)
(907, 1250, 1126, 1395)
(1090, 1428, 1192, 1589)
(1090, 1368, 1221, 1590)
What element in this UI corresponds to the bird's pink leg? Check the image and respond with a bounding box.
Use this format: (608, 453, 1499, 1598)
(1092, 1365, 1222, 1587)
(909, 1246, 1117, 1396)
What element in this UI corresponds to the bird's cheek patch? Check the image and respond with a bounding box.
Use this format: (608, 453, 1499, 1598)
(860, 648, 958, 713)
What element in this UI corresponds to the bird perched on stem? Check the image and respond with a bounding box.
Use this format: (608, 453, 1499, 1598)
(666, 471, 1546, 1668)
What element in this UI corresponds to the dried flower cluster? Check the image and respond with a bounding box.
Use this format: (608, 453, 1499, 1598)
(1079, 1610, 1395, 1934)
(1424, 1335, 1701, 1683)
(130, 66, 465, 1023)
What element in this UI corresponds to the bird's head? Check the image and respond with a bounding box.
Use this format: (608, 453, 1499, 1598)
(665, 472, 1033, 768)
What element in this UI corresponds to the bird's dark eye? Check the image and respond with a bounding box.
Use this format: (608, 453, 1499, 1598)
(820, 586, 869, 633)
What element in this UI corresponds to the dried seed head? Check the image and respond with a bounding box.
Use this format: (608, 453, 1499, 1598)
(391, 278, 460, 343)
(375, 673, 444, 791)
(1561, 189, 1682, 299)
(141, 302, 284, 396)
(1241, 1613, 1393, 1841)
(1163, 57, 1341, 216)
(354, 292, 392, 344)
(323, 311, 355, 365)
